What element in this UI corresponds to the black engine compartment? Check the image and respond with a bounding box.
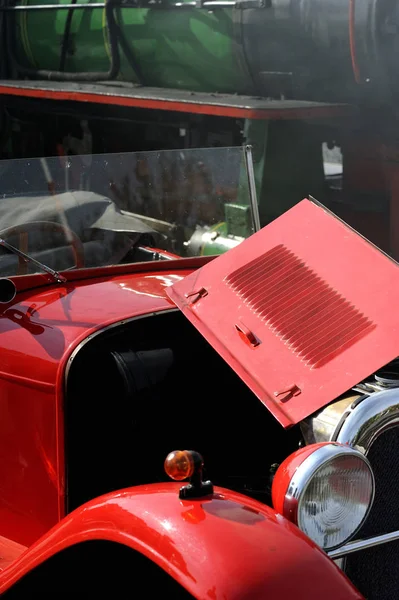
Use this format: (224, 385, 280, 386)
(65, 309, 302, 513)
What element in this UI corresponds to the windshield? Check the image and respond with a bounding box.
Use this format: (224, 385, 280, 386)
(0, 146, 257, 278)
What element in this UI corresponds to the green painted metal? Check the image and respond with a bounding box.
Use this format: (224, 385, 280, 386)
(14, 1, 252, 93)
(199, 222, 243, 256)
(224, 202, 252, 238)
(200, 234, 241, 255)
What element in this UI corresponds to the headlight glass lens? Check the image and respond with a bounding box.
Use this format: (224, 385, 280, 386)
(298, 451, 374, 551)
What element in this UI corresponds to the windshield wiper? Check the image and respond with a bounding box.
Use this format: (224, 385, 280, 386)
(0, 238, 67, 283)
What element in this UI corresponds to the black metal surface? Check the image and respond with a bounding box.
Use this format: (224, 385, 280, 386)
(0, 0, 6, 79)
(240, 0, 399, 106)
(345, 427, 399, 599)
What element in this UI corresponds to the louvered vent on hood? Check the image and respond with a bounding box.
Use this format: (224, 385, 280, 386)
(225, 244, 375, 369)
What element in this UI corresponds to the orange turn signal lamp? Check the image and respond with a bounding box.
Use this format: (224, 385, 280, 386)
(164, 450, 214, 500)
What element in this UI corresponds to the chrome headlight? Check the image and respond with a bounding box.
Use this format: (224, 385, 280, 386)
(272, 442, 375, 551)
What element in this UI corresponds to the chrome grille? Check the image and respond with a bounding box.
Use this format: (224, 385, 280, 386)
(345, 427, 399, 598)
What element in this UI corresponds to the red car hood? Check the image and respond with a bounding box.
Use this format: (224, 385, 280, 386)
(167, 198, 399, 428)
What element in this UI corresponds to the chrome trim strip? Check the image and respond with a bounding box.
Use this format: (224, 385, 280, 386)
(334, 388, 399, 453)
(328, 530, 399, 560)
(333, 557, 346, 571)
(244, 144, 261, 233)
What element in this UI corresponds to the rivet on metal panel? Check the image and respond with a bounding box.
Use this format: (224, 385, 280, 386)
(274, 384, 301, 402)
(185, 287, 208, 304)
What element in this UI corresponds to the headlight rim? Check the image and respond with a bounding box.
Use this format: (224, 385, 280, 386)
(273, 442, 375, 552)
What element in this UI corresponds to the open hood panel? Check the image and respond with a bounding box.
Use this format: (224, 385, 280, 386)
(167, 199, 399, 427)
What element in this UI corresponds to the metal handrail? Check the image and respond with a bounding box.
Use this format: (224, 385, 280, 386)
(0, 0, 257, 10)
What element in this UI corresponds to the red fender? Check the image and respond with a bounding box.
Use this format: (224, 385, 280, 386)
(0, 483, 363, 599)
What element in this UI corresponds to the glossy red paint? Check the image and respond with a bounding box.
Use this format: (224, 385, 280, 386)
(167, 198, 399, 427)
(8, 255, 215, 295)
(0, 536, 26, 573)
(271, 442, 333, 518)
(0, 483, 364, 599)
(0, 267, 194, 547)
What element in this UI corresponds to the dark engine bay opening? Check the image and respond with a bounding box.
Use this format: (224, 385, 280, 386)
(65, 309, 302, 512)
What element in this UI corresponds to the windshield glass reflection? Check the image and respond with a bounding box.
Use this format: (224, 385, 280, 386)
(0, 146, 256, 277)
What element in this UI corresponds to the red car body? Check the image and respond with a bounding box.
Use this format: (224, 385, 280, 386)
(0, 198, 387, 598)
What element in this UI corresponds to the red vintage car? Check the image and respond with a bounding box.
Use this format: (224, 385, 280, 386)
(0, 148, 395, 599)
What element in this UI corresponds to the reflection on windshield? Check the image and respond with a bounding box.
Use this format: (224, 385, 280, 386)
(0, 147, 256, 278)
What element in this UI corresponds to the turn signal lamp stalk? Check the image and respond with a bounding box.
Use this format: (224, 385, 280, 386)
(164, 450, 214, 500)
